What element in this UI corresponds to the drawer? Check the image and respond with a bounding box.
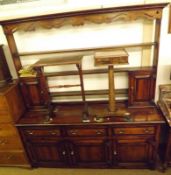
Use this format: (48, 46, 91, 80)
(0, 136, 23, 150)
(66, 128, 106, 137)
(0, 151, 28, 165)
(114, 127, 155, 135)
(0, 124, 19, 137)
(23, 128, 61, 137)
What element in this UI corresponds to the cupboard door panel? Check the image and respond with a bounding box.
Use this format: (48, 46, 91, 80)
(113, 138, 153, 168)
(20, 77, 47, 110)
(128, 69, 156, 106)
(27, 142, 67, 167)
(70, 139, 110, 167)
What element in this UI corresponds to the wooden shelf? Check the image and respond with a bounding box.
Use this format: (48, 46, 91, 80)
(19, 42, 157, 57)
(45, 66, 154, 77)
(50, 89, 128, 97)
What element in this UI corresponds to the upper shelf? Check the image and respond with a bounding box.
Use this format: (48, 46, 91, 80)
(0, 3, 168, 33)
(19, 42, 157, 57)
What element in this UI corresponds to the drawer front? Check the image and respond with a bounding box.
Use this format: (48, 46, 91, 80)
(0, 136, 23, 150)
(66, 128, 106, 137)
(0, 124, 19, 137)
(0, 151, 28, 165)
(23, 128, 61, 137)
(114, 127, 155, 135)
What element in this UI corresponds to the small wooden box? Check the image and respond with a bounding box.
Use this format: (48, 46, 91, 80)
(94, 49, 128, 66)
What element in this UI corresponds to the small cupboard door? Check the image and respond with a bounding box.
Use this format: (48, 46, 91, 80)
(26, 140, 68, 167)
(113, 138, 154, 168)
(68, 139, 111, 168)
(20, 77, 48, 110)
(128, 69, 156, 106)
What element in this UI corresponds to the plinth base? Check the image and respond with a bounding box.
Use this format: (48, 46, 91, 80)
(94, 109, 132, 123)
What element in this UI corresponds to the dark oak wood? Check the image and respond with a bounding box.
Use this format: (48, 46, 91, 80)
(0, 3, 167, 169)
(0, 82, 29, 167)
(0, 81, 25, 122)
(0, 45, 12, 86)
(0, 3, 167, 25)
(128, 68, 156, 106)
(17, 103, 164, 168)
(19, 77, 50, 112)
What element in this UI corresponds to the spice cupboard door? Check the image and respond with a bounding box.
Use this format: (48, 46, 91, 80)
(128, 69, 156, 106)
(20, 77, 49, 111)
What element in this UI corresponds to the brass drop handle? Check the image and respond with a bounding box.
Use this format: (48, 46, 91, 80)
(70, 130, 77, 135)
(118, 130, 125, 134)
(28, 131, 33, 135)
(96, 131, 103, 135)
(144, 129, 150, 133)
(50, 132, 58, 135)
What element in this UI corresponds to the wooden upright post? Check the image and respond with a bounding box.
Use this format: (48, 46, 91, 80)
(108, 65, 116, 113)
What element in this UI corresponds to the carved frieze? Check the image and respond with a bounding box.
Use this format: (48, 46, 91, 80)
(4, 9, 162, 32)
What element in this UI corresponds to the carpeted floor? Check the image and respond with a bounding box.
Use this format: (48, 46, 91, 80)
(0, 168, 171, 175)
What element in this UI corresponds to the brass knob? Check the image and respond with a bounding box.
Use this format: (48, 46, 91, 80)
(70, 151, 74, 155)
(113, 151, 117, 155)
(62, 151, 66, 155)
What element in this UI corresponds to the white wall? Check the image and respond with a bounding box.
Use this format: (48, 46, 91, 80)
(0, 0, 171, 102)
(155, 4, 171, 101)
